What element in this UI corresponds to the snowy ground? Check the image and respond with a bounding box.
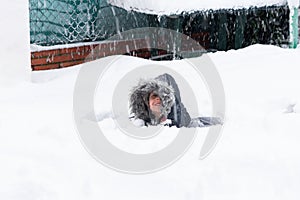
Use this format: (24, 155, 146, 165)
(1, 0, 300, 199)
(1, 44, 300, 200)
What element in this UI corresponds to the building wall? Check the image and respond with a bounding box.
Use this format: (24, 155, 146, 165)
(29, 2, 291, 70)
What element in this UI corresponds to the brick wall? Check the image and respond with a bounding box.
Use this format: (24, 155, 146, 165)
(31, 32, 209, 71)
(31, 39, 153, 71)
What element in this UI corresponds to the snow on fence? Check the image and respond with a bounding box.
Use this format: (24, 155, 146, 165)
(29, 0, 297, 70)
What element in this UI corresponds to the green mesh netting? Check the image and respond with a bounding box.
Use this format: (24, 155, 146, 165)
(29, 0, 157, 46)
(29, 0, 290, 50)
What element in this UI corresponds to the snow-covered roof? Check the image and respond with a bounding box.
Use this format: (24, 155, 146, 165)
(108, 0, 293, 15)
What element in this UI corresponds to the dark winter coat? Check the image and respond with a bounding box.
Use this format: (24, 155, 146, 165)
(129, 73, 191, 127)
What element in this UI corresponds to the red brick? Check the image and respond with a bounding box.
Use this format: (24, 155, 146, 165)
(31, 57, 51, 66)
(32, 63, 60, 71)
(60, 60, 85, 68)
(59, 46, 82, 54)
(54, 52, 89, 63)
(31, 49, 60, 58)
(31, 40, 152, 71)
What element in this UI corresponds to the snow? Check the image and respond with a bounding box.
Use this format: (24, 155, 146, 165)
(1, 44, 300, 199)
(287, 0, 300, 7)
(0, 1, 31, 85)
(1, 0, 300, 199)
(108, 0, 289, 15)
(30, 41, 108, 52)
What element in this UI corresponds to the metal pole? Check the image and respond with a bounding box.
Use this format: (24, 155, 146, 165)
(289, 6, 299, 48)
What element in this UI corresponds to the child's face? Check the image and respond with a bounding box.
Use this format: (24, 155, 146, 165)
(149, 92, 162, 116)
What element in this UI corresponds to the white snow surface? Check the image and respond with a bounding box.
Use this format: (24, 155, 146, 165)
(1, 0, 300, 199)
(0, 0, 30, 85)
(287, 0, 300, 7)
(1, 44, 300, 200)
(108, 0, 288, 15)
(30, 41, 107, 52)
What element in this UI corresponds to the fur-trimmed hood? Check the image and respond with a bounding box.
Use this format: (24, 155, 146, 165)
(129, 78, 175, 125)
